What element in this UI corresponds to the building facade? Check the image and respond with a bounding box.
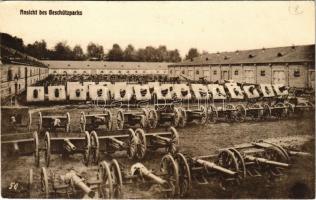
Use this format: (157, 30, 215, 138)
(168, 45, 315, 88)
(42, 61, 170, 76)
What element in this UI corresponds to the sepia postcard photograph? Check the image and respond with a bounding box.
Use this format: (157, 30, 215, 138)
(0, 1, 315, 199)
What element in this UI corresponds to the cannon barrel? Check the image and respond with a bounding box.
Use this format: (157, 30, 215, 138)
(62, 170, 95, 198)
(131, 163, 167, 186)
(63, 139, 77, 152)
(195, 159, 237, 176)
(288, 150, 312, 157)
(245, 155, 289, 168)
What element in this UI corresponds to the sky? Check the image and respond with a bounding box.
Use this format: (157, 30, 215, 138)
(0, 1, 314, 57)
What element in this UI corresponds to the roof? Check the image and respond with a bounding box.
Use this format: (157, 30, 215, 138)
(170, 44, 315, 66)
(42, 60, 172, 70)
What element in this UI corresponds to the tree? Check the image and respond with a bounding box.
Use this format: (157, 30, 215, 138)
(123, 44, 137, 61)
(87, 42, 104, 60)
(185, 48, 200, 60)
(25, 40, 48, 59)
(73, 45, 85, 60)
(53, 41, 73, 60)
(0, 32, 25, 52)
(107, 44, 124, 61)
(167, 49, 181, 62)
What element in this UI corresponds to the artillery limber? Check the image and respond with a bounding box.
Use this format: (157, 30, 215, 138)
(80, 109, 113, 132)
(258, 84, 288, 119)
(123, 154, 180, 198)
(175, 84, 208, 127)
(28, 159, 122, 198)
(134, 127, 179, 155)
(237, 84, 265, 121)
(89, 129, 147, 164)
(37, 131, 91, 167)
(207, 84, 239, 123)
(38, 111, 70, 134)
(173, 151, 243, 196)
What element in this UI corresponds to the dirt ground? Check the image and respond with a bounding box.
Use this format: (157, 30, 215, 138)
(1, 106, 315, 199)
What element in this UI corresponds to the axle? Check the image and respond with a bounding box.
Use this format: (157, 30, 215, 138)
(288, 150, 312, 157)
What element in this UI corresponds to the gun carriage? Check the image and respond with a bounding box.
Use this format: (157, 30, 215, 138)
(38, 111, 70, 134)
(28, 159, 122, 198)
(80, 109, 113, 132)
(207, 84, 239, 123)
(175, 84, 208, 127)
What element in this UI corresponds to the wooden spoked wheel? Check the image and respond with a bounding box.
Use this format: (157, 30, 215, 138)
(217, 149, 240, 190)
(104, 109, 113, 131)
(116, 110, 124, 130)
(199, 105, 208, 124)
(44, 132, 51, 167)
(65, 112, 70, 133)
(83, 131, 91, 166)
(38, 112, 43, 133)
(236, 104, 246, 122)
(110, 159, 123, 198)
(80, 112, 86, 133)
(160, 154, 179, 198)
(90, 131, 100, 165)
(33, 131, 40, 167)
(98, 161, 113, 199)
(40, 167, 49, 198)
(173, 107, 181, 127)
(167, 127, 179, 155)
(127, 129, 137, 159)
(174, 153, 191, 197)
(134, 128, 147, 159)
(147, 109, 158, 129)
(178, 107, 187, 128)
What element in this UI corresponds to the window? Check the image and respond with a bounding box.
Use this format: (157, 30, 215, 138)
(118, 71, 121, 74)
(196, 70, 199, 75)
(109, 71, 112, 74)
(170, 70, 173, 74)
(74, 71, 77, 74)
(8, 69, 13, 81)
(53, 71, 57, 74)
(294, 69, 300, 77)
(126, 71, 129, 74)
(213, 70, 217, 75)
(135, 71, 138, 74)
(100, 71, 104, 73)
(234, 70, 239, 75)
(182, 70, 185, 74)
(260, 70, 266, 76)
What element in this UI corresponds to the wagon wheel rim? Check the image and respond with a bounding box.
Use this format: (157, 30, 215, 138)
(148, 109, 158, 129)
(173, 108, 180, 127)
(28, 168, 34, 197)
(110, 159, 123, 198)
(263, 104, 271, 118)
(236, 105, 246, 122)
(208, 105, 218, 123)
(140, 115, 147, 128)
(167, 127, 179, 155)
(28, 111, 32, 132)
(80, 112, 86, 133)
(228, 148, 246, 179)
(83, 131, 91, 166)
(40, 167, 49, 198)
(141, 108, 149, 123)
(160, 154, 179, 197)
(217, 149, 240, 190)
(99, 161, 113, 198)
(116, 110, 124, 130)
(262, 141, 290, 162)
(90, 131, 100, 164)
(33, 131, 40, 167)
(178, 107, 187, 127)
(135, 128, 147, 159)
(38, 112, 42, 133)
(175, 153, 191, 197)
(66, 112, 70, 133)
(104, 109, 113, 131)
(199, 105, 208, 124)
(127, 129, 137, 159)
(44, 132, 51, 167)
